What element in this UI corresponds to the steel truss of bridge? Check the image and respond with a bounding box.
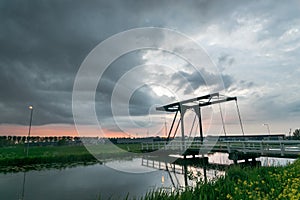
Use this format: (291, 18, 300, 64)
(153, 93, 300, 162)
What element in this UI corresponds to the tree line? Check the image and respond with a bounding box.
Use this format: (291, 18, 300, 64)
(1, 130, 299, 147)
(0, 136, 81, 147)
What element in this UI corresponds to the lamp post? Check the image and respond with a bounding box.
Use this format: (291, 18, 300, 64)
(262, 123, 271, 166)
(263, 123, 271, 137)
(21, 106, 33, 200)
(26, 105, 33, 157)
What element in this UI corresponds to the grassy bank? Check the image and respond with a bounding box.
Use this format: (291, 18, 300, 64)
(0, 144, 142, 172)
(142, 159, 300, 200)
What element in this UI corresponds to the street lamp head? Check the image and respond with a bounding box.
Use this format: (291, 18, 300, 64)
(263, 123, 268, 126)
(29, 105, 33, 110)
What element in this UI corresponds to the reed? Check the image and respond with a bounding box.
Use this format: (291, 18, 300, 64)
(141, 158, 300, 200)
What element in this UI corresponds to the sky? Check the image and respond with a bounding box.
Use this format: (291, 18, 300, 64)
(1, 0, 300, 138)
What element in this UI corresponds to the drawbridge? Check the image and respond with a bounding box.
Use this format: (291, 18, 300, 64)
(142, 93, 300, 163)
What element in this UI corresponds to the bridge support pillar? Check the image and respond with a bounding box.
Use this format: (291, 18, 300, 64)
(179, 105, 187, 152)
(193, 106, 203, 143)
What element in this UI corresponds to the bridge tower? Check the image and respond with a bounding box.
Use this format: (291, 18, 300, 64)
(156, 92, 241, 152)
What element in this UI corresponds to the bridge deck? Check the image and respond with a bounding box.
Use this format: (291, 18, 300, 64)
(141, 140, 300, 160)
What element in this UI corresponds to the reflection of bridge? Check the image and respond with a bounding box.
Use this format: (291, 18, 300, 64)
(141, 140, 300, 163)
(141, 156, 190, 188)
(141, 156, 226, 188)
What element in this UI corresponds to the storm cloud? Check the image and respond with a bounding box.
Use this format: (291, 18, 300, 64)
(1, 0, 300, 134)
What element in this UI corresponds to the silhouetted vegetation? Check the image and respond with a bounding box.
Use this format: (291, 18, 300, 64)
(142, 159, 300, 200)
(293, 129, 300, 140)
(0, 135, 82, 147)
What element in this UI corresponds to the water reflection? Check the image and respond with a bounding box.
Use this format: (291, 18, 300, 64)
(259, 157, 295, 166)
(20, 172, 26, 200)
(1, 161, 177, 200)
(141, 155, 226, 189)
(0, 154, 296, 200)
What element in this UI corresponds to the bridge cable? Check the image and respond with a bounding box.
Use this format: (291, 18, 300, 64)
(170, 163, 180, 188)
(165, 162, 176, 188)
(172, 164, 180, 187)
(218, 96, 227, 137)
(235, 100, 245, 136)
(195, 122, 199, 139)
(167, 110, 178, 141)
(172, 119, 181, 139)
(189, 114, 197, 138)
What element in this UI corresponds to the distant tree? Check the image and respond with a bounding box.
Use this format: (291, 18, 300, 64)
(31, 136, 37, 143)
(17, 136, 22, 144)
(0, 136, 7, 146)
(58, 137, 67, 146)
(22, 136, 26, 143)
(0, 136, 13, 146)
(293, 129, 300, 140)
(49, 136, 54, 143)
(12, 136, 17, 143)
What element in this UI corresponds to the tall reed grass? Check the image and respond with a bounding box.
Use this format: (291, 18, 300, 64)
(141, 159, 300, 200)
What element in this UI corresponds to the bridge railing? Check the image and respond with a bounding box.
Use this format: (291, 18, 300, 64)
(222, 140, 300, 156)
(141, 139, 191, 151)
(141, 139, 221, 151)
(141, 140, 300, 157)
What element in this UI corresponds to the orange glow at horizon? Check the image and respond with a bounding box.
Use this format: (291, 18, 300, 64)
(0, 124, 127, 137)
(0, 111, 244, 138)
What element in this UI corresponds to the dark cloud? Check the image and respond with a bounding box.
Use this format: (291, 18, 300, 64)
(1, 0, 299, 131)
(94, 50, 176, 128)
(128, 85, 174, 117)
(170, 68, 235, 94)
(289, 102, 300, 114)
(218, 54, 235, 71)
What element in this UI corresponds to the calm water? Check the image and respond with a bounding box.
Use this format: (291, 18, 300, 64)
(0, 154, 295, 200)
(0, 158, 191, 200)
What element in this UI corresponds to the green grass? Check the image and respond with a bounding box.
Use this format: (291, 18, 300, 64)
(140, 158, 300, 200)
(0, 143, 143, 172)
(4, 144, 299, 199)
(0, 145, 88, 158)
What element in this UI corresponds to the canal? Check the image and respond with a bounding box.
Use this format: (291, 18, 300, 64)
(0, 154, 296, 200)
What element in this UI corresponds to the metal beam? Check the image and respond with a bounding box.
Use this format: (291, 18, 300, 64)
(193, 106, 203, 143)
(156, 93, 236, 112)
(166, 110, 178, 141)
(155, 93, 238, 154)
